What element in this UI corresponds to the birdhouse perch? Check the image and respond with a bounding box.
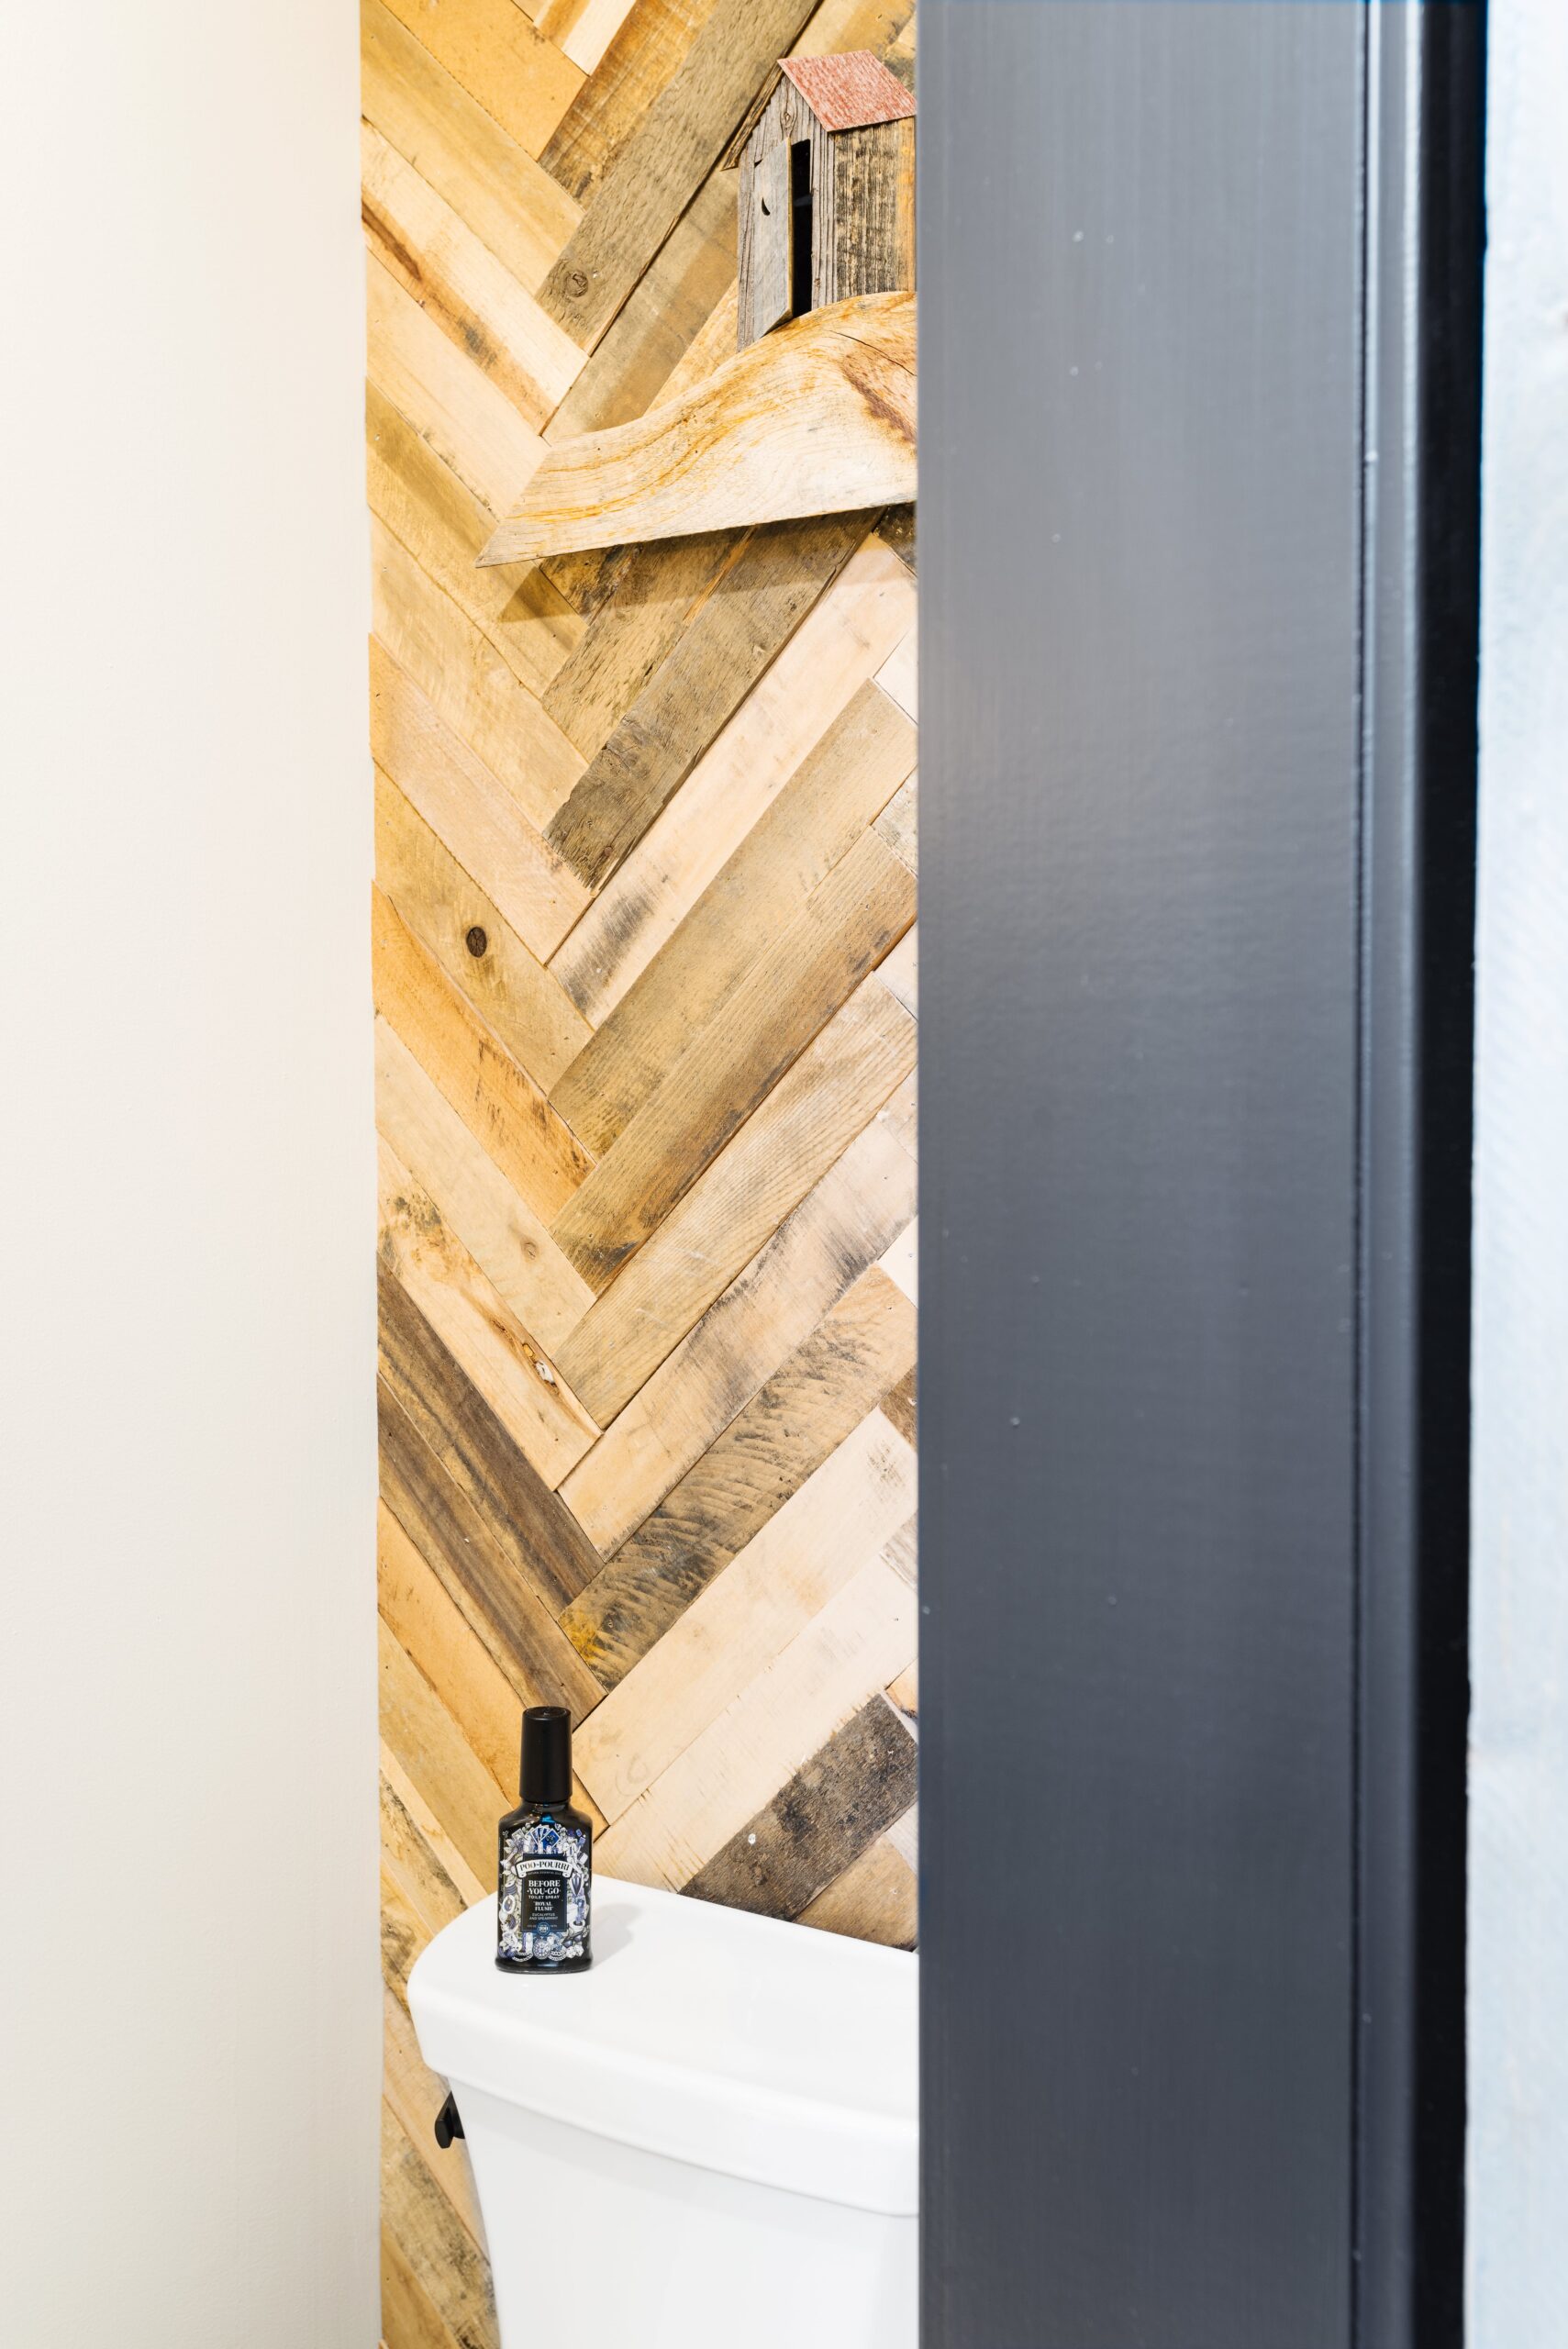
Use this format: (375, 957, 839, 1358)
(727, 53, 916, 350)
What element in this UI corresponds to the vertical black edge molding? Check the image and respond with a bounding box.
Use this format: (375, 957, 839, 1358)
(1357, 6, 1483, 2345)
(920, 4, 1481, 2345)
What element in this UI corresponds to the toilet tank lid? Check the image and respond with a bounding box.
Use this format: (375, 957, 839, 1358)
(408, 1876, 917, 2217)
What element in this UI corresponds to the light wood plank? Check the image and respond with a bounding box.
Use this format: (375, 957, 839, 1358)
(798, 1826, 917, 1948)
(877, 922, 917, 1019)
(539, 0, 639, 76)
(540, 0, 726, 205)
(368, 384, 581, 699)
(550, 833, 917, 1287)
(378, 1619, 503, 1890)
(371, 520, 584, 835)
(362, 0, 582, 294)
(378, 0, 584, 159)
(876, 621, 917, 718)
(383, 2107, 500, 2349)
(548, 530, 916, 1020)
(361, 121, 584, 430)
(874, 767, 917, 871)
(559, 1092, 916, 1551)
(376, 769, 592, 1094)
(551, 677, 916, 1153)
(383, 1989, 486, 2249)
(595, 1544, 917, 1884)
(537, 0, 817, 350)
(380, 1498, 526, 1799)
(562, 1267, 913, 1687)
(540, 528, 739, 763)
(370, 640, 587, 965)
(378, 1138, 599, 1486)
(543, 509, 872, 891)
(554, 974, 917, 1419)
(376, 1017, 594, 1353)
(575, 1411, 915, 1820)
(367, 253, 547, 519)
(373, 883, 593, 1224)
(482, 294, 914, 562)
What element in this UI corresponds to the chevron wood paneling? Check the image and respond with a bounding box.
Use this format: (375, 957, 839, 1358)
(365, 3, 917, 2337)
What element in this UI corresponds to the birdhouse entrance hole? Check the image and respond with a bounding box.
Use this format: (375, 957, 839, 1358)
(790, 140, 814, 320)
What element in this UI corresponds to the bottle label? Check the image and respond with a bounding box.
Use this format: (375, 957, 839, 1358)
(518, 1854, 568, 1932)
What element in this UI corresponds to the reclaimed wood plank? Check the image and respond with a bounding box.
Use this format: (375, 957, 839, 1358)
(798, 1824, 917, 1947)
(361, 124, 585, 429)
(378, 0, 584, 160)
(383, 1990, 486, 2250)
(373, 886, 593, 1226)
(367, 385, 580, 699)
(378, 1618, 502, 1889)
(378, 1140, 599, 1486)
(371, 521, 584, 835)
(376, 769, 592, 1094)
(544, 510, 871, 890)
(540, 528, 740, 763)
(380, 1499, 528, 1799)
(874, 766, 917, 871)
(561, 1267, 914, 1686)
(574, 1412, 915, 1820)
(550, 831, 917, 1287)
(370, 641, 588, 965)
(548, 529, 915, 1019)
(881, 1362, 916, 1449)
(482, 295, 913, 562)
(379, 1379, 605, 1713)
(685, 1694, 917, 1916)
(538, 0, 817, 350)
(362, 0, 582, 293)
(558, 1091, 916, 1550)
(553, 974, 917, 1417)
(543, 166, 736, 440)
(368, 254, 548, 519)
(382, 2224, 470, 2349)
(376, 1017, 594, 1353)
(540, 0, 724, 204)
(383, 2109, 499, 2349)
(594, 1543, 917, 1883)
(537, 0, 640, 77)
(552, 677, 916, 1152)
(378, 1259, 604, 1609)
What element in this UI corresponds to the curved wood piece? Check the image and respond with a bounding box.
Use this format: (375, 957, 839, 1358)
(477, 293, 915, 566)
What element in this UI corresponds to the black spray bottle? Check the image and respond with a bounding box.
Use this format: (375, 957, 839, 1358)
(496, 1707, 593, 1972)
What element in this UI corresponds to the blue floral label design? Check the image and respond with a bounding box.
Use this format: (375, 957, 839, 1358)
(498, 1817, 591, 1965)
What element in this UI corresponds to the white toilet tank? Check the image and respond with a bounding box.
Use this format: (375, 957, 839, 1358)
(409, 1875, 917, 2349)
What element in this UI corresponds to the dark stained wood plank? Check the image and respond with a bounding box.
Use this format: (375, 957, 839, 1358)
(551, 676, 916, 1153)
(379, 1262, 605, 1615)
(538, 0, 817, 351)
(378, 1375, 606, 1714)
(539, 0, 724, 204)
(541, 528, 740, 761)
(684, 1694, 917, 1915)
(551, 829, 917, 1287)
(544, 510, 872, 888)
(561, 1267, 914, 1686)
(543, 166, 736, 440)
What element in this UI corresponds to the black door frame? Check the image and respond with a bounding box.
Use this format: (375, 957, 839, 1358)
(918, 6, 1483, 2343)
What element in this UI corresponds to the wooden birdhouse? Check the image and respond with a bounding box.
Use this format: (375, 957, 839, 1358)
(727, 52, 916, 350)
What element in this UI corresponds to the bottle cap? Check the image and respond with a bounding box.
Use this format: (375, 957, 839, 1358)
(519, 1706, 572, 1807)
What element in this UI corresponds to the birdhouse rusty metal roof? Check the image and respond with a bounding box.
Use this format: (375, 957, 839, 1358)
(778, 51, 916, 135)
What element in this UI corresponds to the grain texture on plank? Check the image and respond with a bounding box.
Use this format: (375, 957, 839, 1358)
(378, 1261, 603, 1613)
(368, 254, 548, 521)
(685, 1694, 918, 1917)
(562, 1266, 914, 1686)
(541, 528, 740, 762)
(551, 676, 916, 1152)
(553, 974, 917, 1419)
(481, 295, 914, 563)
(379, 1378, 605, 1714)
(538, 0, 817, 349)
(373, 886, 593, 1226)
(551, 831, 917, 1288)
(798, 1826, 917, 1947)
(377, 0, 584, 159)
(540, 0, 724, 203)
(558, 1093, 916, 1551)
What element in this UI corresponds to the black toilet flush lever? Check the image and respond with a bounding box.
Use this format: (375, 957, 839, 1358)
(433, 2091, 465, 2150)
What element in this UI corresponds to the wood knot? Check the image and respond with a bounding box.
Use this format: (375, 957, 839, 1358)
(564, 269, 590, 299)
(465, 926, 488, 957)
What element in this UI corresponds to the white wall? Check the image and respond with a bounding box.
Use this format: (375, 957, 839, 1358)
(0, 6, 377, 2345)
(1471, 0, 1568, 2337)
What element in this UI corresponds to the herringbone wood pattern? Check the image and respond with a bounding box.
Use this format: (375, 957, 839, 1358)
(366, 3, 917, 2337)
